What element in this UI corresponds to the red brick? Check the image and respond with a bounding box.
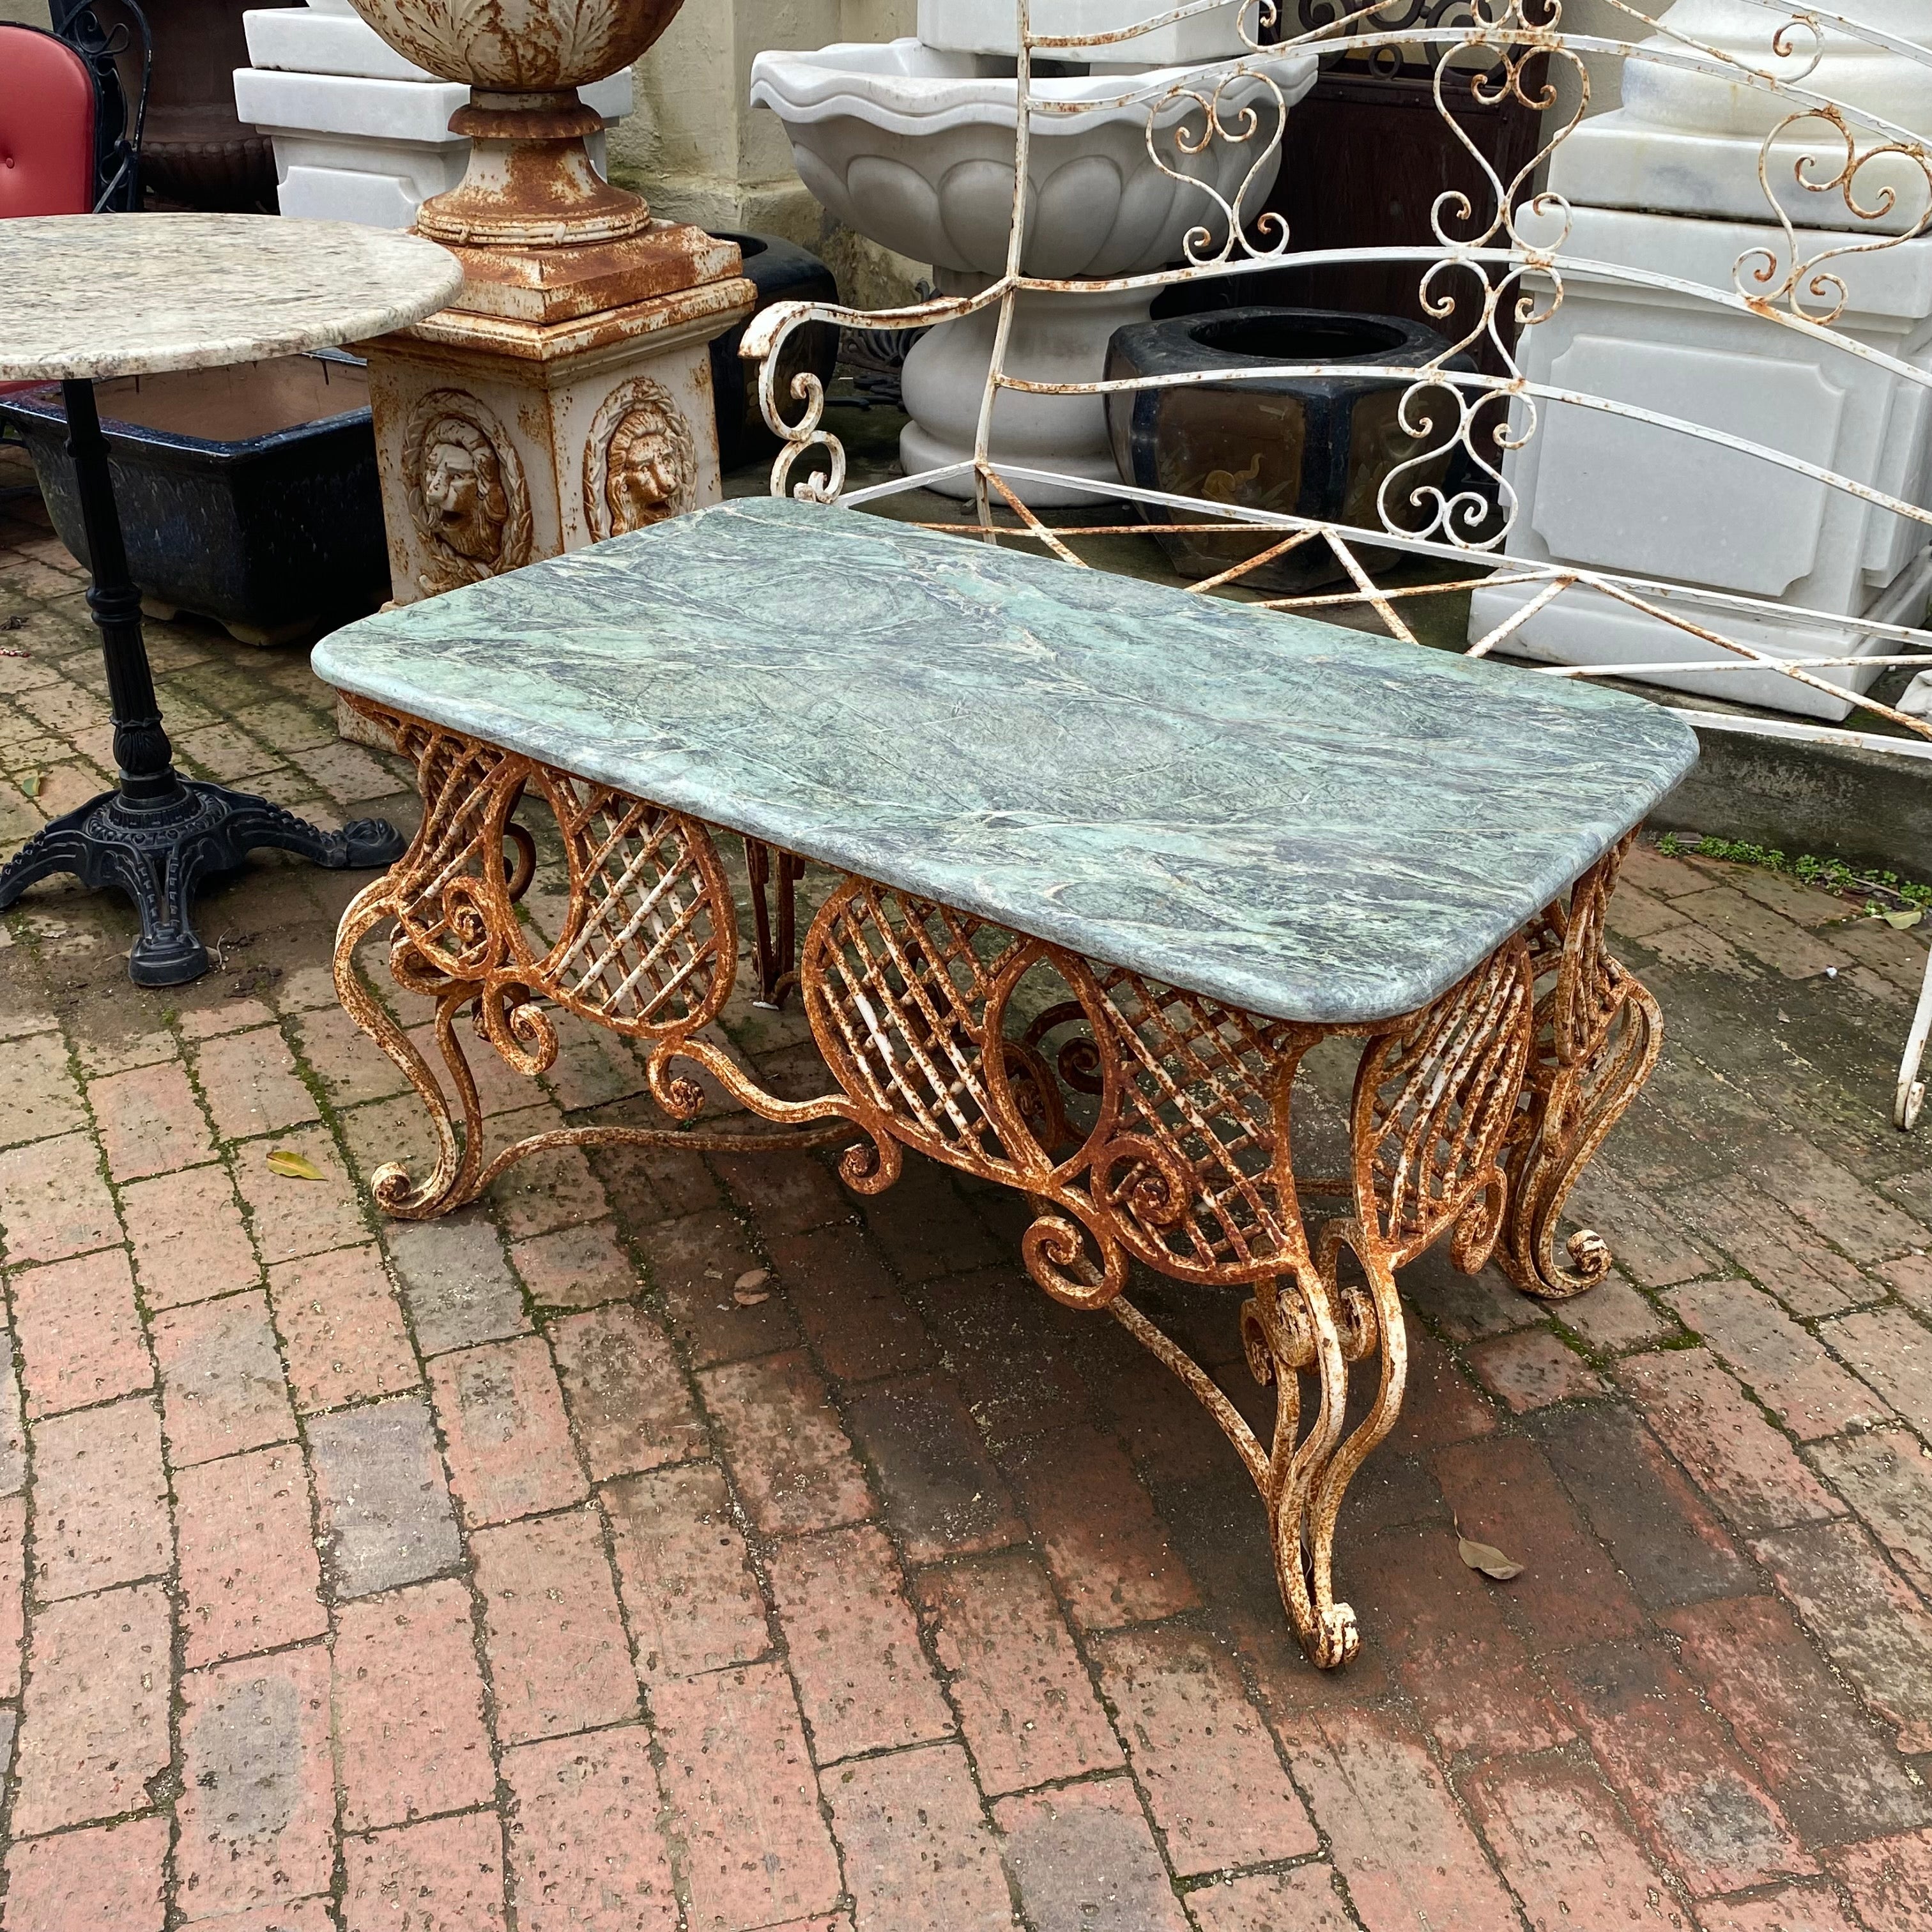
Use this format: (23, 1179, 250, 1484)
(1753, 1137, 1928, 1264)
(1616, 1347, 1837, 1535)
(1092, 1623, 1314, 1873)
(473, 1506, 638, 1745)
(344, 1811, 507, 1931)
(549, 1300, 703, 1480)
(123, 1162, 260, 1308)
(843, 1374, 1024, 1564)
(3, 1814, 169, 1932)
(1184, 1867, 1355, 1932)
(510, 1218, 637, 1310)
(172, 1899, 335, 1931)
(864, 1154, 1006, 1283)
(652, 1660, 841, 1932)
(1823, 1827, 1932, 1931)
(1529, 1400, 1751, 1609)
(268, 1243, 418, 1413)
(1752, 1518, 1932, 1755)
(1880, 1252, 1932, 1319)
(309, 1395, 462, 1598)
(502, 1726, 677, 1932)
(1431, 1434, 1644, 1650)
(698, 1348, 871, 1535)
(1555, 1275, 1678, 1354)
(1663, 1594, 1931, 1847)
(1, 1029, 84, 1149)
(153, 1288, 297, 1465)
(1554, 1639, 1814, 1896)
(1467, 1328, 1606, 1412)
(195, 1023, 321, 1140)
(1567, 1165, 1715, 1289)
(176, 1443, 327, 1668)
(767, 1523, 952, 1763)
(1669, 1178, 1869, 1319)
(335, 1577, 495, 1832)
(10, 1245, 151, 1415)
(1004, 1421, 1200, 1628)
(825, 1739, 1010, 1932)
(916, 1551, 1120, 1795)
(603, 1462, 768, 1679)
(994, 1777, 1191, 1932)
(1824, 1304, 1932, 1440)
(233, 1124, 369, 1264)
(176, 1644, 335, 1917)
(429, 1335, 587, 1526)
(11, 1581, 171, 1835)
(1390, 1322, 1499, 1452)
(1398, 1249, 1545, 1342)
(32, 1394, 170, 1600)
(711, 1147, 851, 1239)
(0, 1494, 21, 1697)
(1460, 1756, 1689, 1932)
(487, 1107, 608, 1240)
(1807, 1429, 1932, 1600)
(1349, 1524, 1573, 1757)
(650, 1207, 800, 1365)
(1666, 1282, 1887, 1439)
(1696, 1885, 1862, 1932)
(1285, 1708, 1525, 1932)
(768, 1222, 933, 1383)
(386, 1212, 530, 1356)
(0, 1130, 119, 1263)
(294, 1000, 414, 1107)
(90, 1057, 215, 1179)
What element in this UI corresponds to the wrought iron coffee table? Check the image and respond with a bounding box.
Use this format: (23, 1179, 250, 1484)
(317, 497, 1698, 1666)
(0, 213, 461, 984)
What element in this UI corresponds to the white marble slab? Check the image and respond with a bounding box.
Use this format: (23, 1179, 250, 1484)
(0, 214, 464, 383)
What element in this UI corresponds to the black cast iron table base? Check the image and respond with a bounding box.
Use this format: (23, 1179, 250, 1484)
(0, 378, 402, 986)
(0, 781, 404, 986)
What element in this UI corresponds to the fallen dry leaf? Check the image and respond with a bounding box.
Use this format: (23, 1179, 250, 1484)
(1880, 908, 1924, 931)
(1458, 1536, 1524, 1581)
(266, 1148, 326, 1181)
(733, 1267, 772, 1306)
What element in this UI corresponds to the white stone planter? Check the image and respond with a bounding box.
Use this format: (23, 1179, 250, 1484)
(1467, 0, 1932, 719)
(917, 0, 1252, 64)
(751, 36, 1314, 500)
(234, 1, 633, 231)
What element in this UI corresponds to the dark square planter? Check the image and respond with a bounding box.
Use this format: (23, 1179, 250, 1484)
(1, 353, 388, 644)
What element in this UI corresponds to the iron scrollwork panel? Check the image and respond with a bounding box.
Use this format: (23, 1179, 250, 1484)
(334, 710, 1660, 1667)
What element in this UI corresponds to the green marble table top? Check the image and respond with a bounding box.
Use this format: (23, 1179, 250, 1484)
(315, 497, 1697, 1025)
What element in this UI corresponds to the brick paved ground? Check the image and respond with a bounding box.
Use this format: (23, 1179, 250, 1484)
(4, 445, 1932, 1931)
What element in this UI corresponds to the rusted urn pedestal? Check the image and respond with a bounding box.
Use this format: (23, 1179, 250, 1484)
(344, 0, 755, 611)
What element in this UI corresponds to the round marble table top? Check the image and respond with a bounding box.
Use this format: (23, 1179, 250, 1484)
(0, 214, 465, 383)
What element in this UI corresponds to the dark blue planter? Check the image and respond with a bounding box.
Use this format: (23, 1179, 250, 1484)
(1105, 306, 1470, 593)
(1, 354, 387, 644)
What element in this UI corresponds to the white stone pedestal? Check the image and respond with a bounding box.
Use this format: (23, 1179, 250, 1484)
(234, 1, 632, 230)
(1467, 0, 1932, 719)
(1469, 200, 1932, 719)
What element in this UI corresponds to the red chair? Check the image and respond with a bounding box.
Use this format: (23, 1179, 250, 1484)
(0, 24, 99, 221)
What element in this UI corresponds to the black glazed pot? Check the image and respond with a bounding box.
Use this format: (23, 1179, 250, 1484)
(1, 354, 387, 644)
(1105, 306, 1469, 592)
(709, 232, 841, 472)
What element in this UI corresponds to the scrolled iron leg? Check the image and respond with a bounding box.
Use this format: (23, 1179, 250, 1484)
(1233, 1255, 1406, 1671)
(1496, 975, 1660, 1300)
(332, 877, 487, 1218)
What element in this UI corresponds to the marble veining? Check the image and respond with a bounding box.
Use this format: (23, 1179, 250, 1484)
(314, 497, 1699, 1025)
(0, 215, 463, 383)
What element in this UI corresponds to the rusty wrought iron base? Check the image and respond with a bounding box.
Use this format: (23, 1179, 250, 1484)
(334, 698, 1661, 1668)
